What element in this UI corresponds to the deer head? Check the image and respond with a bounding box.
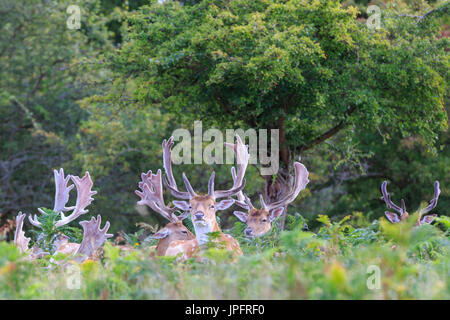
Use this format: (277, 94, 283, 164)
(232, 161, 309, 237)
(135, 169, 195, 255)
(161, 134, 249, 245)
(381, 181, 440, 226)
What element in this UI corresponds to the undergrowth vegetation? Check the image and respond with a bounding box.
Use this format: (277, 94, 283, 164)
(1, 212, 448, 299)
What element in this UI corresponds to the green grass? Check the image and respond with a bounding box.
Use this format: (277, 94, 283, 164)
(0, 212, 448, 299)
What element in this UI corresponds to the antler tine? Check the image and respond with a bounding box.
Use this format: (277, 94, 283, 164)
(54, 172, 97, 228)
(231, 166, 251, 210)
(28, 214, 42, 227)
(14, 212, 30, 253)
(53, 168, 75, 214)
(266, 162, 310, 211)
(182, 172, 197, 198)
(401, 199, 406, 214)
(162, 136, 192, 199)
(135, 169, 179, 222)
(213, 178, 247, 199)
(259, 194, 268, 210)
(244, 194, 254, 210)
(163, 175, 191, 200)
(380, 181, 404, 214)
(162, 137, 176, 187)
(208, 171, 215, 197)
(214, 134, 250, 199)
(422, 180, 441, 214)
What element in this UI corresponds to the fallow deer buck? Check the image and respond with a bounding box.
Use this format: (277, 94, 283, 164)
(381, 180, 441, 226)
(14, 168, 112, 263)
(161, 135, 249, 259)
(135, 169, 195, 256)
(232, 161, 310, 237)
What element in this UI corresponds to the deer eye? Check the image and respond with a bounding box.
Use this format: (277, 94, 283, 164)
(210, 205, 215, 209)
(181, 230, 188, 234)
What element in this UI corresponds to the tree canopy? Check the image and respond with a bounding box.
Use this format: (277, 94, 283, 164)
(99, 0, 448, 226)
(1, 0, 448, 233)
(112, 0, 447, 155)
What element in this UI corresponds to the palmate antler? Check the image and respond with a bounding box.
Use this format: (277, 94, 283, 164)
(73, 215, 112, 263)
(14, 212, 30, 253)
(236, 161, 309, 215)
(263, 162, 309, 212)
(13, 212, 49, 259)
(135, 169, 189, 222)
(216, 134, 250, 198)
(162, 134, 248, 200)
(51, 168, 75, 215)
(28, 170, 97, 228)
(12, 169, 112, 262)
(230, 166, 252, 210)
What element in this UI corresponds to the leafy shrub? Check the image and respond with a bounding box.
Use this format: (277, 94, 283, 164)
(1, 213, 448, 299)
(29, 208, 82, 254)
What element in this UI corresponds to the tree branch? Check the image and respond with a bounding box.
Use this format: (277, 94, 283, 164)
(299, 105, 357, 152)
(397, 4, 449, 23)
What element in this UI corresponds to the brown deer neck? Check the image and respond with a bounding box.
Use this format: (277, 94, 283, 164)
(211, 220, 222, 233)
(155, 237, 171, 256)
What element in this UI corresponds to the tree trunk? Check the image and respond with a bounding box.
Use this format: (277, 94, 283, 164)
(263, 163, 294, 230)
(260, 116, 293, 230)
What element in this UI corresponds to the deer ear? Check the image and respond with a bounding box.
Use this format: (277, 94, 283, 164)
(232, 211, 247, 223)
(216, 198, 235, 210)
(149, 228, 170, 239)
(385, 211, 400, 223)
(420, 214, 437, 225)
(173, 200, 190, 211)
(269, 207, 284, 222)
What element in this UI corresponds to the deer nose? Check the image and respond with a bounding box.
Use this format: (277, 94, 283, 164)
(194, 212, 204, 220)
(244, 228, 253, 237)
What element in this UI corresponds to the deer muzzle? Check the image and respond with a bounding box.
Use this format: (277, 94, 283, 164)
(244, 227, 254, 237)
(194, 212, 205, 221)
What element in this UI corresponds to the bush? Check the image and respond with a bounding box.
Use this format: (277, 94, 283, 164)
(1, 213, 448, 299)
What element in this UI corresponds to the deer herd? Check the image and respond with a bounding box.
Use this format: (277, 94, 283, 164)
(11, 135, 442, 263)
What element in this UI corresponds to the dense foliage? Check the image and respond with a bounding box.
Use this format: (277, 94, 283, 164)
(1, 0, 448, 234)
(98, 0, 448, 227)
(0, 0, 448, 300)
(0, 213, 448, 299)
(0, 0, 111, 222)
